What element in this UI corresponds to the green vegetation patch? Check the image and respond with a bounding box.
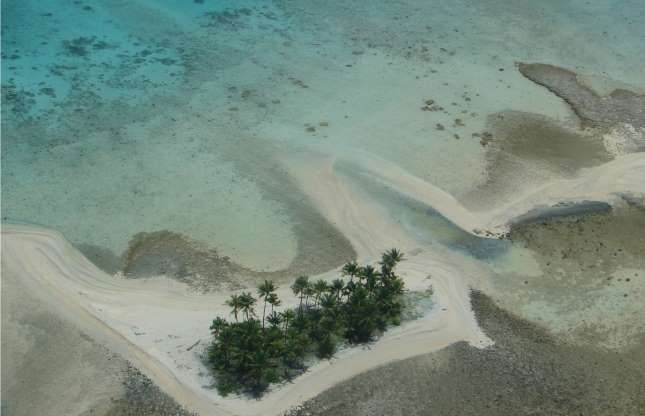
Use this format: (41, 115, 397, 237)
(207, 249, 409, 397)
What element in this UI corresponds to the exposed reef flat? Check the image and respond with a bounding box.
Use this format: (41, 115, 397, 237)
(286, 291, 645, 416)
(489, 201, 645, 350)
(518, 62, 645, 128)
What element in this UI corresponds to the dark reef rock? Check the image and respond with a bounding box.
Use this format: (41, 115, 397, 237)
(518, 62, 645, 128)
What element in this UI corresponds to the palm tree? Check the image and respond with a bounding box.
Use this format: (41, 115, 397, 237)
(331, 278, 344, 301)
(343, 280, 357, 299)
(210, 317, 228, 336)
(313, 279, 329, 307)
(215, 327, 235, 368)
(238, 292, 256, 321)
(257, 280, 276, 329)
(361, 264, 377, 281)
(387, 248, 404, 263)
(389, 276, 405, 296)
(267, 292, 281, 315)
(291, 276, 309, 313)
(282, 309, 296, 341)
(267, 311, 282, 328)
(226, 294, 243, 322)
(380, 248, 404, 276)
(304, 282, 314, 309)
(362, 265, 379, 294)
(345, 285, 376, 343)
(320, 293, 337, 310)
(342, 261, 359, 282)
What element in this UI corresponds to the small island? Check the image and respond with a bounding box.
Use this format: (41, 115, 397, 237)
(207, 249, 407, 396)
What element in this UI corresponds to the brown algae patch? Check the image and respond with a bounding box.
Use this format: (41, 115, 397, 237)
(464, 111, 611, 209)
(488, 111, 610, 170)
(121, 230, 244, 291)
(287, 292, 645, 416)
(120, 224, 356, 291)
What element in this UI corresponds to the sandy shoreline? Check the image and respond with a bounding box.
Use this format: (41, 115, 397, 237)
(1, 223, 489, 416)
(3, 150, 644, 415)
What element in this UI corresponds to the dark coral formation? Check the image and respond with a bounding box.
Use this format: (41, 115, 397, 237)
(518, 63, 645, 128)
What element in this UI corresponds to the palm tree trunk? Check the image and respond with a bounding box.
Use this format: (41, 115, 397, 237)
(262, 299, 267, 329)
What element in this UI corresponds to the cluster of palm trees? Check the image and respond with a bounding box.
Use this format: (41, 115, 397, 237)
(207, 249, 406, 396)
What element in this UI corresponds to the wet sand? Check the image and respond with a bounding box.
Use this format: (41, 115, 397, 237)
(0, 222, 490, 416)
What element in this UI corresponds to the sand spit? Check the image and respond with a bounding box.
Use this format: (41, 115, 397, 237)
(2, 147, 644, 415)
(0, 223, 489, 416)
(518, 63, 645, 129)
(288, 151, 645, 243)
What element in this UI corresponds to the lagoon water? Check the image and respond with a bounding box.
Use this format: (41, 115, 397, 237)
(4, 0, 644, 274)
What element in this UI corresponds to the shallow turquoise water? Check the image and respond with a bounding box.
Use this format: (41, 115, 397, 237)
(3, 0, 644, 271)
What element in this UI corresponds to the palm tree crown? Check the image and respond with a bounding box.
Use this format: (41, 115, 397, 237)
(258, 280, 277, 329)
(291, 275, 309, 312)
(313, 279, 329, 306)
(342, 261, 359, 281)
(226, 294, 243, 322)
(238, 292, 256, 321)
